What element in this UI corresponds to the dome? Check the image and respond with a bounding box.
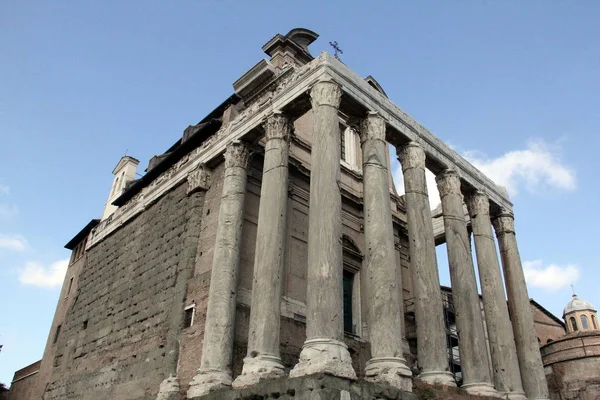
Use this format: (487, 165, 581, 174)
(563, 294, 596, 316)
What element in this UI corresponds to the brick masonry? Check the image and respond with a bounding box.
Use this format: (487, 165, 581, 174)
(43, 181, 200, 400)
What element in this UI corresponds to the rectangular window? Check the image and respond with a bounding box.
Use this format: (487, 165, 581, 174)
(53, 324, 62, 344)
(340, 129, 346, 162)
(82, 320, 88, 330)
(184, 305, 195, 328)
(67, 277, 74, 296)
(343, 270, 354, 334)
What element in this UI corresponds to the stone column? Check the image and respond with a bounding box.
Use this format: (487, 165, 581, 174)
(493, 212, 549, 400)
(290, 80, 356, 380)
(396, 142, 455, 386)
(360, 112, 412, 392)
(435, 171, 496, 396)
(188, 141, 250, 398)
(466, 192, 526, 400)
(232, 112, 291, 388)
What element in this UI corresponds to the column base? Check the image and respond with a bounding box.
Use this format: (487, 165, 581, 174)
(187, 368, 232, 398)
(461, 382, 499, 397)
(502, 391, 528, 400)
(231, 354, 285, 388)
(418, 370, 457, 387)
(289, 338, 357, 380)
(156, 374, 180, 400)
(364, 357, 413, 392)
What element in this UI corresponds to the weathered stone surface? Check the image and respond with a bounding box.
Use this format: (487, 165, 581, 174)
(397, 142, 454, 387)
(188, 141, 250, 397)
(234, 112, 291, 387)
(193, 374, 417, 400)
(360, 112, 411, 391)
(44, 181, 197, 400)
(493, 212, 549, 400)
(291, 80, 355, 380)
(436, 170, 495, 397)
(466, 192, 525, 400)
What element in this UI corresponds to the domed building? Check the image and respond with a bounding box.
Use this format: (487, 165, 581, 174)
(541, 293, 600, 399)
(563, 294, 598, 333)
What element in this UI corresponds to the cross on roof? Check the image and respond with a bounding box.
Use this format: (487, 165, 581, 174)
(329, 41, 343, 60)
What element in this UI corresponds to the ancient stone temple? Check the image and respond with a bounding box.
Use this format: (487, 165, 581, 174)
(8, 28, 553, 400)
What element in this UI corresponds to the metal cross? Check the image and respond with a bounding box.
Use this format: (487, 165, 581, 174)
(571, 284, 576, 296)
(329, 41, 343, 60)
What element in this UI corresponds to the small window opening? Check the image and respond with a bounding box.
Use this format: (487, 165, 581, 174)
(67, 277, 74, 296)
(184, 305, 195, 328)
(592, 315, 598, 330)
(53, 324, 62, 344)
(570, 317, 578, 332)
(581, 315, 590, 330)
(343, 270, 354, 334)
(82, 320, 88, 330)
(340, 128, 346, 162)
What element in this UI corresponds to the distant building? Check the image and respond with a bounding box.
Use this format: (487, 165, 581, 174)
(8, 28, 554, 400)
(542, 294, 600, 399)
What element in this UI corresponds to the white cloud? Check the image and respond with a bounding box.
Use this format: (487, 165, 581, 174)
(523, 259, 580, 291)
(18, 259, 69, 288)
(464, 139, 576, 196)
(0, 234, 28, 252)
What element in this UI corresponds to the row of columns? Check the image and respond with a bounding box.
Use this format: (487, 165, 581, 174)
(186, 79, 548, 400)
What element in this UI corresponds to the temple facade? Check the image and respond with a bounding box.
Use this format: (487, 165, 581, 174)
(8, 29, 554, 400)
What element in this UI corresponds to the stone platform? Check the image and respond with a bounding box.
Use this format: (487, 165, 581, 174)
(187, 374, 502, 400)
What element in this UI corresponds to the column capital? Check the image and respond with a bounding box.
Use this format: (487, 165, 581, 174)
(224, 140, 250, 169)
(435, 169, 462, 198)
(264, 111, 291, 142)
(466, 191, 490, 216)
(310, 80, 342, 109)
(359, 111, 386, 144)
(397, 142, 425, 171)
(492, 212, 515, 236)
(187, 163, 212, 194)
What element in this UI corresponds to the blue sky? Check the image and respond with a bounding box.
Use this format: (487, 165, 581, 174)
(1, 1, 598, 385)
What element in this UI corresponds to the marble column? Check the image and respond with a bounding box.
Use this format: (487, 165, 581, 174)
(493, 212, 549, 400)
(290, 80, 356, 380)
(188, 141, 250, 398)
(466, 192, 526, 400)
(360, 112, 412, 392)
(397, 142, 455, 387)
(232, 112, 291, 388)
(436, 171, 496, 396)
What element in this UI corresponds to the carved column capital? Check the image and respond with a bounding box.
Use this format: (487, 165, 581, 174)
(264, 111, 291, 142)
(359, 111, 386, 144)
(492, 212, 515, 236)
(224, 140, 250, 169)
(397, 142, 426, 171)
(310, 80, 342, 109)
(435, 169, 462, 198)
(466, 191, 490, 217)
(187, 163, 212, 194)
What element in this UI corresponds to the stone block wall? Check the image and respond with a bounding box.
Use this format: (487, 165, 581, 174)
(43, 181, 198, 400)
(6, 361, 40, 400)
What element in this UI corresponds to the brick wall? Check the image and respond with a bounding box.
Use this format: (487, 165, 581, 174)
(43, 181, 198, 400)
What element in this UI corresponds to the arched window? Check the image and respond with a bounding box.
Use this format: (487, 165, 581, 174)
(570, 317, 578, 332)
(581, 315, 590, 330)
(112, 177, 120, 195)
(592, 315, 598, 330)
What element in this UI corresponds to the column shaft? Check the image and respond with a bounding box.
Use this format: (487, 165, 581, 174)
(361, 112, 412, 392)
(188, 141, 250, 398)
(290, 80, 356, 379)
(436, 171, 495, 396)
(493, 213, 549, 400)
(466, 192, 525, 400)
(233, 112, 291, 388)
(397, 142, 455, 386)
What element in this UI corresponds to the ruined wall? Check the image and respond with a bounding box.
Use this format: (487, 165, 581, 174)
(542, 331, 600, 400)
(44, 181, 198, 400)
(7, 361, 40, 400)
